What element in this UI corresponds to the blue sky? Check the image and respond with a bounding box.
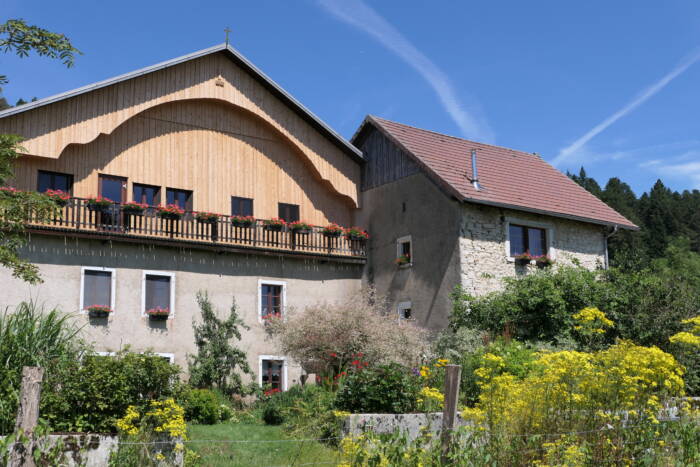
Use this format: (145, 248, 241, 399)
(3, 1, 700, 195)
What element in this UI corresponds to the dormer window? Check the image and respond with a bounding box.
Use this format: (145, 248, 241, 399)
(509, 224, 547, 257)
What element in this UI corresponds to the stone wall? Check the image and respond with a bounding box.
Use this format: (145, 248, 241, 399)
(342, 413, 470, 441)
(459, 203, 607, 296)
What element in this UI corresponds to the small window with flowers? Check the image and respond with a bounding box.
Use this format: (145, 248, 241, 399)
(508, 223, 551, 265)
(396, 235, 412, 267)
(259, 280, 285, 322)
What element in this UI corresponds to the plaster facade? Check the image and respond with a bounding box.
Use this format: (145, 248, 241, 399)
(0, 235, 363, 386)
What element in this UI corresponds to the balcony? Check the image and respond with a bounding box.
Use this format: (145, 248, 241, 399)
(25, 198, 367, 261)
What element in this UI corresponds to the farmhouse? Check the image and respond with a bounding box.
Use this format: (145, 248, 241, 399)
(0, 44, 635, 388)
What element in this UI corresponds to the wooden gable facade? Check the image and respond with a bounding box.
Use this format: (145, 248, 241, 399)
(0, 45, 363, 228)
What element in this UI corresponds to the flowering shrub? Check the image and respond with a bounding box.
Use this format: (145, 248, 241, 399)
(86, 304, 112, 315)
(86, 196, 114, 208)
(112, 399, 198, 465)
(156, 204, 185, 219)
(267, 288, 428, 381)
(288, 220, 312, 232)
(194, 211, 219, 223)
(322, 223, 343, 237)
(344, 227, 369, 241)
(458, 340, 685, 464)
(45, 189, 70, 206)
(513, 252, 532, 263)
(0, 186, 21, 196)
(231, 215, 255, 227)
(121, 201, 148, 213)
(395, 254, 410, 265)
(670, 316, 700, 347)
(573, 306, 614, 349)
(263, 217, 286, 230)
(146, 307, 169, 319)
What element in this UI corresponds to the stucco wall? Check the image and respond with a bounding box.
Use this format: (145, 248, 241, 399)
(0, 235, 363, 387)
(358, 173, 463, 331)
(459, 203, 607, 296)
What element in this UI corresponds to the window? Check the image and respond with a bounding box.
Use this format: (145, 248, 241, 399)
(80, 267, 115, 313)
(396, 235, 412, 265)
(133, 183, 160, 206)
(231, 196, 254, 217)
(398, 301, 412, 321)
(154, 353, 175, 364)
(259, 356, 287, 391)
(278, 203, 299, 223)
(509, 224, 547, 257)
(142, 271, 175, 317)
(166, 188, 192, 210)
(37, 170, 73, 194)
(259, 281, 285, 320)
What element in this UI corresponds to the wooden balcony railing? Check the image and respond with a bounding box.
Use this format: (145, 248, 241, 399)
(25, 198, 367, 259)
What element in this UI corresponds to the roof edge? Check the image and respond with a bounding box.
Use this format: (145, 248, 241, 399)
(0, 43, 363, 162)
(461, 196, 639, 230)
(357, 115, 639, 231)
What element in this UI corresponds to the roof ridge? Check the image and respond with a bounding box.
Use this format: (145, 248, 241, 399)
(0, 43, 363, 160)
(370, 115, 541, 159)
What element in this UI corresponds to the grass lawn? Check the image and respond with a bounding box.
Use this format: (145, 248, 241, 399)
(187, 422, 342, 467)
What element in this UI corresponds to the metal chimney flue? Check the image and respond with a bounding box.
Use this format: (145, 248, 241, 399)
(471, 149, 481, 191)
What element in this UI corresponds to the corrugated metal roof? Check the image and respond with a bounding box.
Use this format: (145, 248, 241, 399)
(0, 43, 363, 161)
(359, 116, 637, 229)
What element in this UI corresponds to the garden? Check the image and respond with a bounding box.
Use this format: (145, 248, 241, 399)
(3, 242, 700, 465)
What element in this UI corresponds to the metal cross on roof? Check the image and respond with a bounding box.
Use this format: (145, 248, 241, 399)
(224, 27, 231, 46)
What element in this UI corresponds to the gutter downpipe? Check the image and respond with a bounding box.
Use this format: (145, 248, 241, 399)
(604, 225, 619, 269)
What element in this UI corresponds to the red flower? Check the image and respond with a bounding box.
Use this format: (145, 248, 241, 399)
(351, 360, 360, 366)
(329, 352, 337, 358)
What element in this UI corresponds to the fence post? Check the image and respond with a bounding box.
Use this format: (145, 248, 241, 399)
(441, 364, 461, 464)
(9, 366, 45, 467)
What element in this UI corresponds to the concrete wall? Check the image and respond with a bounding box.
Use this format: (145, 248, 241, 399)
(358, 172, 463, 331)
(459, 204, 607, 296)
(0, 234, 363, 387)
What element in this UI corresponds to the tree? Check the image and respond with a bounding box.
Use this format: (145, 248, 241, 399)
(188, 291, 253, 396)
(0, 19, 81, 85)
(0, 19, 80, 282)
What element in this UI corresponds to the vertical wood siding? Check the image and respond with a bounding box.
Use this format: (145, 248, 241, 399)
(0, 52, 360, 206)
(11, 100, 353, 226)
(357, 126, 420, 191)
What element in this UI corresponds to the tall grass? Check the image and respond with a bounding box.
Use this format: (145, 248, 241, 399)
(0, 301, 83, 434)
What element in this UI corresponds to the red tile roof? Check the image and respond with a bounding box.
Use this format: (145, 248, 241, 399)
(365, 116, 637, 229)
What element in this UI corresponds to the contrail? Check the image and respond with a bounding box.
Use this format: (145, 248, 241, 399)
(317, 0, 493, 141)
(553, 48, 700, 166)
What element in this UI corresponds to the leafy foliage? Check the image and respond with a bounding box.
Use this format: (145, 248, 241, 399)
(0, 19, 81, 84)
(334, 363, 421, 414)
(179, 388, 226, 425)
(41, 349, 181, 433)
(187, 291, 253, 396)
(0, 300, 83, 434)
(268, 287, 429, 378)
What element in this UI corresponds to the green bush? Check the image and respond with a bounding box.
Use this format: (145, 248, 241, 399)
(262, 404, 284, 425)
(334, 363, 420, 414)
(180, 388, 221, 424)
(41, 349, 180, 433)
(0, 301, 83, 434)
